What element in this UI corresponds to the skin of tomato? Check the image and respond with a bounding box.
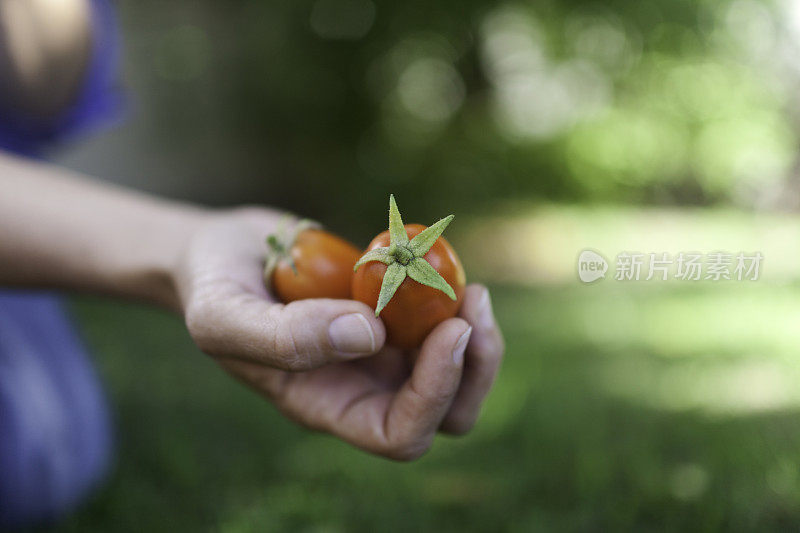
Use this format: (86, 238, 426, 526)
(351, 224, 466, 350)
(272, 229, 361, 302)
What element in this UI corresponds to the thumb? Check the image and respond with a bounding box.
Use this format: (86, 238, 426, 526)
(186, 296, 386, 371)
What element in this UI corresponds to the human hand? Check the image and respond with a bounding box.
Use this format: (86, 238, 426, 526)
(175, 208, 504, 460)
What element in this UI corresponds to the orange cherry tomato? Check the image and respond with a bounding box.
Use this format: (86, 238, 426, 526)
(268, 229, 361, 303)
(352, 224, 466, 350)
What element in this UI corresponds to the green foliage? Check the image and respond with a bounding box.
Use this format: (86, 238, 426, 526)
(119, 0, 797, 227)
(59, 279, 800, 532)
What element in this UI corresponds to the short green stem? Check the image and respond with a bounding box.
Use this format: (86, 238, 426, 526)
(263, 218, 321, 282)
(395, 245, 413, 266)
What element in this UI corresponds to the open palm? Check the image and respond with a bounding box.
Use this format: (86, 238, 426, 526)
(175, 208, 504, 460)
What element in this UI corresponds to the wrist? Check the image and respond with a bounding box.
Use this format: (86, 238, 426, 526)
(0, 153, 216, 308)
(113, 200, 211, 311)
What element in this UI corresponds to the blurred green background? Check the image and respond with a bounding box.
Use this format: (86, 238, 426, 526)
(49, 0, 800, 530)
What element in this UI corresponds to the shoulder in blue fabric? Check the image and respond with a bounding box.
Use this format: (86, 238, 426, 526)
(0, 0, 124, 157)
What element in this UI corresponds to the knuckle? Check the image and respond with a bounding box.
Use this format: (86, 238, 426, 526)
(384, 436, 432, 462)
(409, 379, 452, 409)
(474, 334, 505, 366)
(282, 354, 310, 372)
(430, 389, 457, 407)
(269, 303, 313, 372)
(184, 304, 217, 354)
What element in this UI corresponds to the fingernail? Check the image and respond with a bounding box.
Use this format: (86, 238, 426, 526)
(329, 314, 376, 355)
(477, 289, 495, 331)
(452, 327, 472, 366)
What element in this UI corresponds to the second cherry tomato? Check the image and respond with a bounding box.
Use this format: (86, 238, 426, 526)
(265, 223, 361, 303)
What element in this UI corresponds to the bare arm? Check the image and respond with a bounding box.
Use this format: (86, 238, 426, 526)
(0, 151, 504, 460)
(0, 151, 203, 308)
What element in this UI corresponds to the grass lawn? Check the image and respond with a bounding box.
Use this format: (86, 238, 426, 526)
(51, 280, 800, 532)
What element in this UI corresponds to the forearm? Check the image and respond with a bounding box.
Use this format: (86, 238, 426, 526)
(0, 151, 209, 309)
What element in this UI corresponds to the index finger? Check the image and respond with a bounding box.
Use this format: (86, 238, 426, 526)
(379, 318, 471, 460)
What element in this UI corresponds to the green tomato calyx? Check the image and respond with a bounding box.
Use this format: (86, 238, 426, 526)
(353, 194, 456, 317)
(390, 243, 414, 265)
(263, 218, 320, 282)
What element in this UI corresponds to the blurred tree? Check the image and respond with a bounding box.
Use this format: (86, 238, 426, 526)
(116, 0, 798, 235)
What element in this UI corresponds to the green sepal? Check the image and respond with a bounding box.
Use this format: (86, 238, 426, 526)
(266, 234, 284, 253)
(263, 247, 281, 284)
(388, 194, 409, 246)
(354, 194, 458, 316)
(375, 262, 407, 316)
(406, 257, 456, 300)
(353, 247, 395, 272)
(408, 214, 454, 257)
(263, 218, 320, 283)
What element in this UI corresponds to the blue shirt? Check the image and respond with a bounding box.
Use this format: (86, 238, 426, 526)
(0, 0, 122, 156)
(0, 1, 119, 527)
